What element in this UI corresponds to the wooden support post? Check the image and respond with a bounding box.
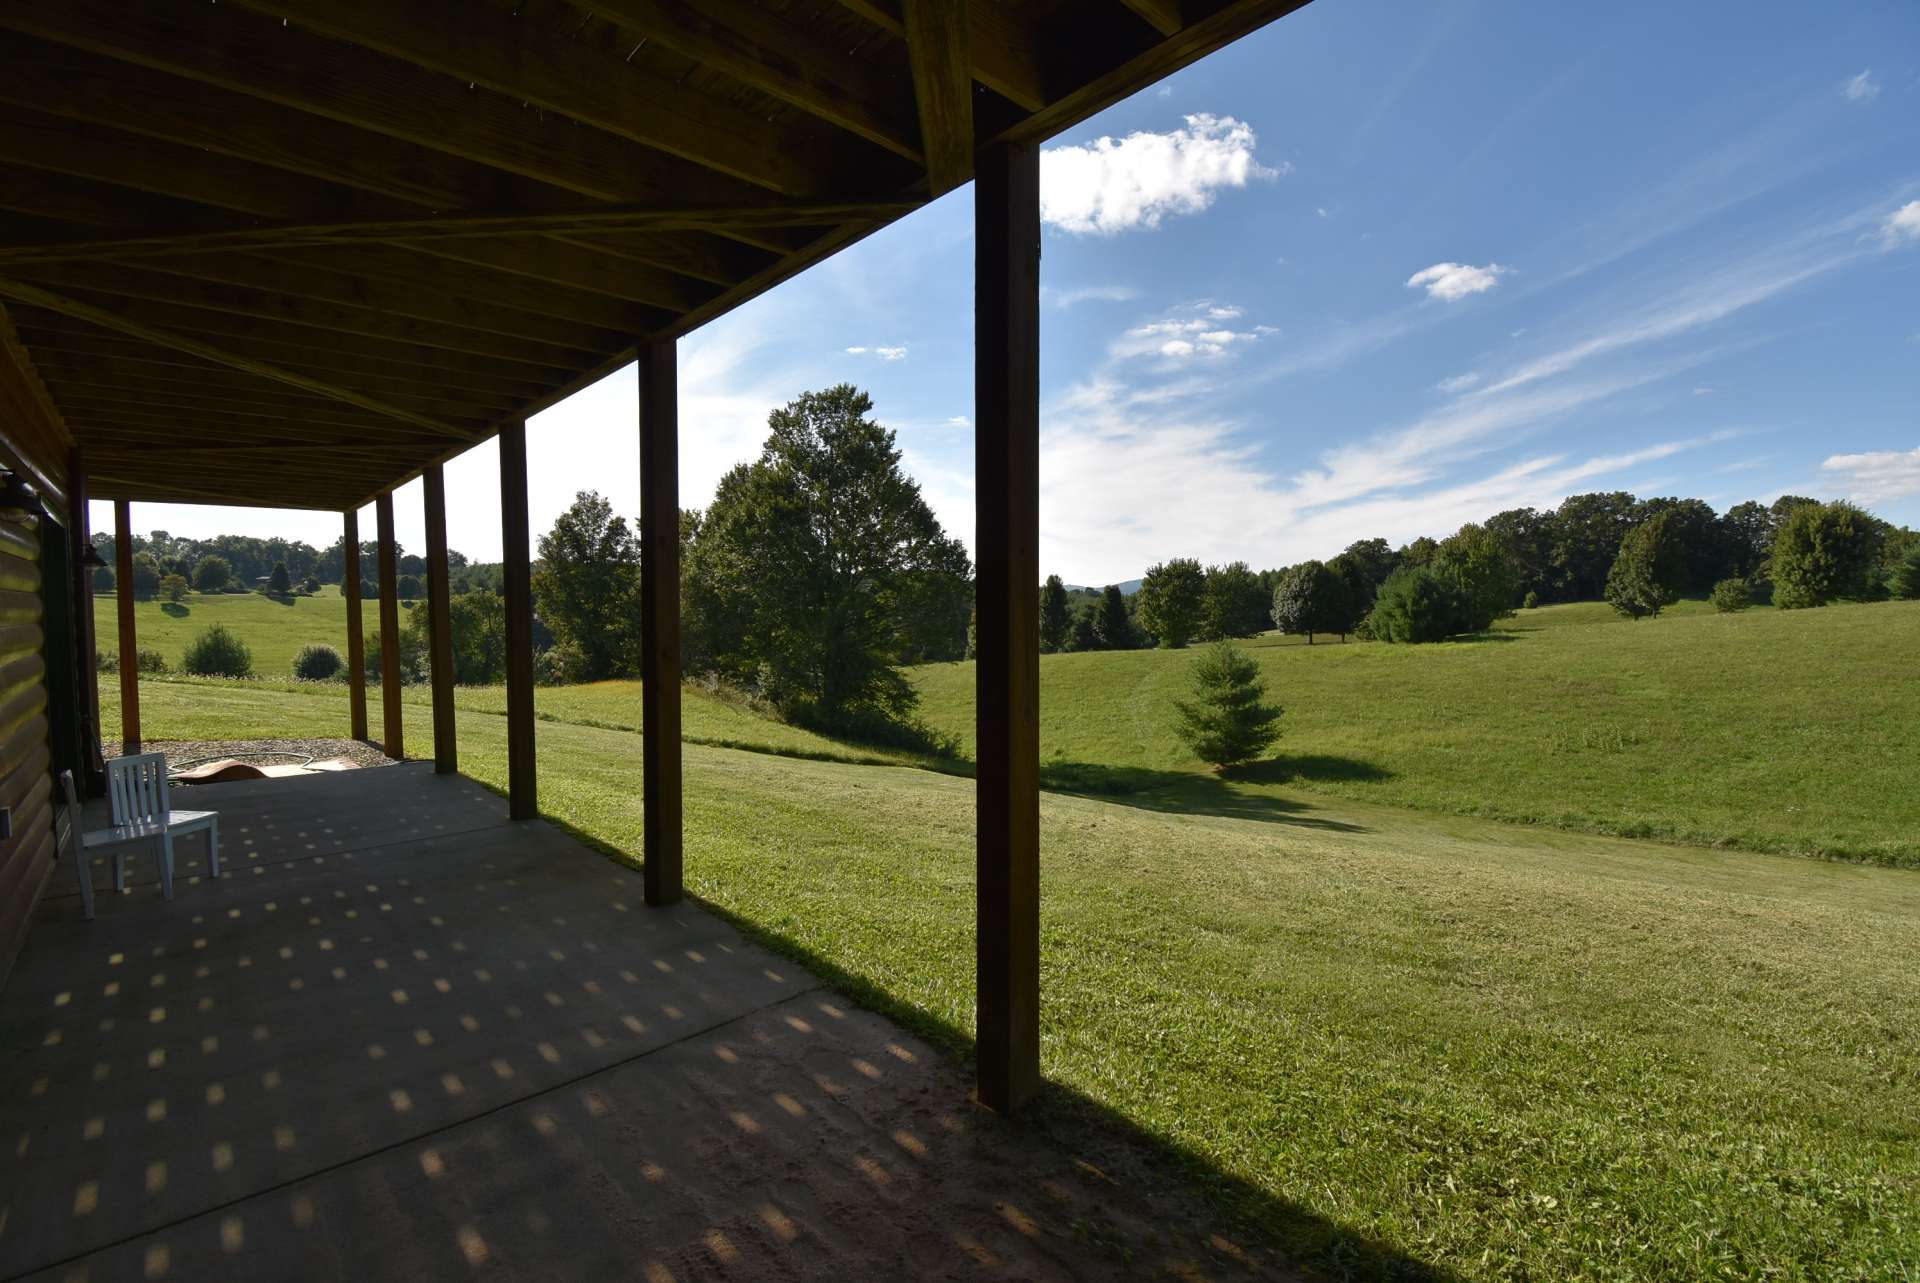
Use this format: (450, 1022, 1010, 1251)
(422, 465, 457, 775)
(112, 498, 139, 755)
(342, 509, 367, 741)
(498, 421, 537, 820)
(973, 140, 1042, 1113)
(638, 340, 682, 905)
(375, 491, 403, 759)
(69, 449, 101, 780)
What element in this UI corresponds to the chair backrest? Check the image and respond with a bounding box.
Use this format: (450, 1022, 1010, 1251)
(107, 753, 171, 826)
(57, 768, 79, 849)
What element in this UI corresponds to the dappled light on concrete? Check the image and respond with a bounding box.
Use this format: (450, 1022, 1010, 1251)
(3, 765, 1288, 1281)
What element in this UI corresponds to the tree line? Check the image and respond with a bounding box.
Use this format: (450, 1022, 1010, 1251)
(90, 530, 498, 598)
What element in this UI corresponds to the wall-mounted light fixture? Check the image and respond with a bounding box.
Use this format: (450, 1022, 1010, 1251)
(0, 470, 47, 521)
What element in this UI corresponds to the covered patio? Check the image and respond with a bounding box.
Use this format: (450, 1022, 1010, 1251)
(3, 766, 1277, 1281)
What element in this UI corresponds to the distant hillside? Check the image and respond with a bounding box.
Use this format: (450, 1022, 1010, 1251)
(1065, 578, 1142, 595)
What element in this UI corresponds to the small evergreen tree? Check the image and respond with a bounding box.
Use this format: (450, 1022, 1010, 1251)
(1605, 512, 1685, 619)
(1069, 603, 1099, 652)
(1369, 566, 1462, 643)
(292, 644, 344, 681)
(181, 623, 253, 678)
(193, 554, 232, 592)
(1173, 642, 1283, 770)
(268, 561, 292, 594)
(1894, 544, 1920, 601)
(1709, 577, 1753, 613)
(1038, 574, 1073, 653)
(1137, 558, 1206, 648)
(1094, 585, 1133, 650)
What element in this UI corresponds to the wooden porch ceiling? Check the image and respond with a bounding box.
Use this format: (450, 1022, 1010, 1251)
(0, 0, 1310, 512)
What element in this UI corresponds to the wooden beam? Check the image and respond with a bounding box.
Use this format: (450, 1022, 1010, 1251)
(902, 0, 975, 196)
(973, 141, 1041, 1114)
(112, 499, 138, 754)
(498, 423, 537, 821)
(1119, 0, 1184, 37)
(837, 0, 1047, 112)
(423, 466, 456, 776)
(0, 277, 473, 437)
(68, 448, 100, 788)
(375, 492, 403, 760)
(569, 0, 921, 162)
(1, 0, 839, 200)
(637, 341, 682, 906)
(0, 202, 919, 267)
(343, 510, 366, 742)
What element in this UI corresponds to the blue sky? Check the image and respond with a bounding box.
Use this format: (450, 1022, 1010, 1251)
(99, 0, 1920, 584)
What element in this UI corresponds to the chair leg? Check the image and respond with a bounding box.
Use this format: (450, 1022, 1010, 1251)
(75, 843, 95, 922)
(158, 833, 175, 900)
(208, 818, 221, 879)
(113, 852, 125, 893)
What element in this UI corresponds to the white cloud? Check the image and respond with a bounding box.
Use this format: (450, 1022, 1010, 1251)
(1041, 283, 1140, 308)
(1434, 371, 1481, 393)
(1884, 201, 1920, 244)
(1843, 69, 1880, 102)
(844, 344, 907, 361)
(1406, 261, 1509, 301)
(1040, 114, 1283, 235)
(946, 415, 971, 428)
(1113, 306, 1268, 360)
(1820, 445, 1920, 503)
(1692, 386, 1713, 395)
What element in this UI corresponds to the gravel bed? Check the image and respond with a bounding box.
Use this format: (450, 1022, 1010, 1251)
(104, 738, 399, 771)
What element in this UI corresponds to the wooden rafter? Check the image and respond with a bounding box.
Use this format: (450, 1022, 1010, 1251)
(0, 277, 472, 438)
(902, 0, 976, 197)
(837, 0, 1047, 112)
(0, 202, 920, 267)
(1118, 0, 1184, 37)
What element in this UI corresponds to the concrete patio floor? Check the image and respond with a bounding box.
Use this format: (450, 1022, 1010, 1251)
(1, 765, 1289, 1282)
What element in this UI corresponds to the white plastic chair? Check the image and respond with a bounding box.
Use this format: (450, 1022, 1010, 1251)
(58, 769, 93, 921)
(94, 752, 221, 899)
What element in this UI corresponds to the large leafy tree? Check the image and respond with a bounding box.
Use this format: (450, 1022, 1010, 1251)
(1137, 558, 1206, 648)
(1435, 523, 1518, 632)
(533, 490, 641, 681)
(682, 385, 970, 724)
(1550, 492, 1637, 600)
(1094, 585, 1134, 650)
(1337, 537, 1398, 602)
(1270, 560, 1353, 643)
(1720, 500, 1775, 579)
(1629, 497, 1732, 594)
(1605, 512, 1685, 619)
(193, 554, 232, 592)
(1770, 501, 1883, 609)
(1200, 560, 1269, 640)
(1485, 508, 1555, 603)
(1038, 574, 1073, 653)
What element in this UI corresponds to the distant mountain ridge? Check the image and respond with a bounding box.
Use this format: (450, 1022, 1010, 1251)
(1064, 578, 1142, 596)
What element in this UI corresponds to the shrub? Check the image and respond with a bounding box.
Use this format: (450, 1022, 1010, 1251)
(292, 644, 344, 681)
(192, 555, 232, 591)
(1368, 566, 1462, 643)
(1173, 642, 1283, 769)
(158, 573, 189, 604)
(136, 647, 169, 675)
(1710, 577, 1753, 613)
(1771, 500, 1883, 609)
(1893, 545, 1920, 601)
(181, 624, 253, 678)
(300, 576, 321, 594)
(396, 573, 422, 601)
(96, 649, 119, 674)
(268, 562, 292, 595)
(534, 640, 588, 686)
(1522, 590, 1539, 610)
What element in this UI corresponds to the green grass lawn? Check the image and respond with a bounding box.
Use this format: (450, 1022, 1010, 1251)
(908, 598, 1920, 865)
(93, 586, 360, 679)
(98, 675, 1920, 1281)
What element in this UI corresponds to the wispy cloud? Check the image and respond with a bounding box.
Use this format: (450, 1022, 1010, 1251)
(1884, 200, 1920, 244)
(1843, 69, 1880, 103)
(1040, 113, 1284, 235)
(1820, 445, 1920, 502)
(844, 344, 907, 361)
(1041, 283, 1141, 309)
(1407, 261, 1509, 301)
(1434, 371, 1481, 393)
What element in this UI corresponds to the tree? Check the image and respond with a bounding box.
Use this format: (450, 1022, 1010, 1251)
(159, 573, 189, 604)
(92, 565, 114, 592)
(1710, 577, 1753, 612)
(181, 623, 253, 678)
(1629, 497, 1732, 594)
(1200, 561, 1270, 640)
(1368, 566, 1462, 643)
(1069, 603, 1100, 652)
(395, 573, 422, 600)
(1720, 500, 1775, 579)
(1136, 558, 1206, 648)
(1270, 561, 1352, 643)
(1485, 508, 1554, 603)
(1337, 537, 1398, 607)
(1173, 642, 1283, 770)
(1893, 544, 1920, 601)
(533, 490, 641, 681)
(1436, 523, 1518, 632)
(1094, 585, 1134, 650)
(1550, 491, 1637, 600)
(268, 561, 292, 595)
(1770, 501, 1883, 609)
(1605, 512, 1685, 619)
(130, 552, 161, 598)
(1038, 574, 1073, 653)
(193, 554, 232, 592)
(681, 385, 970, 729)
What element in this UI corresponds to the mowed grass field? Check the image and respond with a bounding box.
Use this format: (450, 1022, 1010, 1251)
(909, 598, 1920, 865)
(93, 587, 360, 678)
(99, 655, 1920, 1281)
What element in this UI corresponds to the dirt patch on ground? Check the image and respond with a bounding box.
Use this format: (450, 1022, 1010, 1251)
(104, 737, 398, 771)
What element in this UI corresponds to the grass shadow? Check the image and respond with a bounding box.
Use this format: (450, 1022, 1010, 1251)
(1444, 631, 1520, 644)
(159, 602, 190, 618)
(517, 800, 1458, 1282)
(1038, 758, 1378, 833)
